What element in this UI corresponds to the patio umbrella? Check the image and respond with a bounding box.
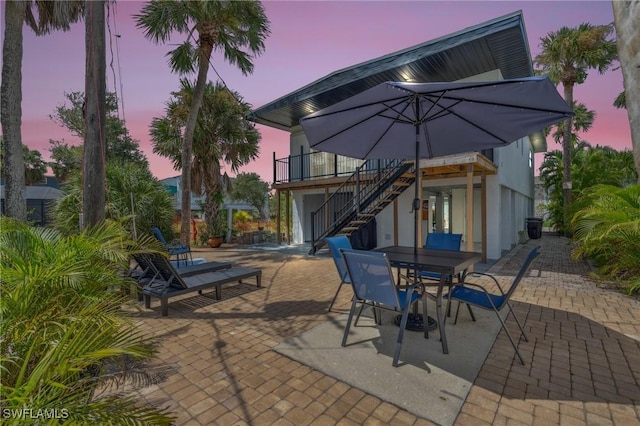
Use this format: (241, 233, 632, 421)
(299, 76, 572, 255)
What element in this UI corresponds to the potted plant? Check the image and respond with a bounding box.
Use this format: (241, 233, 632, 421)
(206, 216, 227, 248)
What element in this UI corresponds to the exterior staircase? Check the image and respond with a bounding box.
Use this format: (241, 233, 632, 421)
(309, 159, 415, 255)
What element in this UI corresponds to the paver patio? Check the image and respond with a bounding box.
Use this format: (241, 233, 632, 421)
(132, 235, 640, 425)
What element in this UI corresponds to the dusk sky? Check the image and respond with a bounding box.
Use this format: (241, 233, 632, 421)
(16, 0, 629, 184)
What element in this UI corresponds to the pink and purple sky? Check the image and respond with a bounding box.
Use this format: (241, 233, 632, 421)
(17, 1, 629, 183)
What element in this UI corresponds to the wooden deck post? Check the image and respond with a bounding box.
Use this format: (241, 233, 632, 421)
(466, 164, 474, 272)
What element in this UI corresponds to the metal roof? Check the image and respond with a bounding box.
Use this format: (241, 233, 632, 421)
(250, 11, 533, 131)
(0, 185, 62, 200)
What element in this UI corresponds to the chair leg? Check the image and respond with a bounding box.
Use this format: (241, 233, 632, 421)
(354, 302, 367, 326)
(393, 306, 411, 367)
(342, 299, 359, 347)
(422, 294, 429, 340)
(493, 308, 525, 365)
(452, 301, 476, 324)
(466, 303, 476, 322)
(327, 281, 345, 312)
(505, 302, 528, 342)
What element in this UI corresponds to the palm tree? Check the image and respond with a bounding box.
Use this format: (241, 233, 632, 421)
(150, 79, 260, 240)
(612, 2, 640, 183)
(549, 101, 595, 145)
(534, 23, 617, 230)
(135, 0, 270, 243)
(1, 218, 174, 424)
(1, 1, 83, 221)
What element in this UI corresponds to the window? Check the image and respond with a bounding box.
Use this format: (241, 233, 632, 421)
(528, 149, 533, 168)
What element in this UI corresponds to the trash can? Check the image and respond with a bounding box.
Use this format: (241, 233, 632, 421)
(526, 217, 543, 239)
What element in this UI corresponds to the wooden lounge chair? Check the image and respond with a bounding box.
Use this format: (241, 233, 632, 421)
(142, 252, 261, 316)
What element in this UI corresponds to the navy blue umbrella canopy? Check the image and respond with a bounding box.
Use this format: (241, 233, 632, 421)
(300, 77, 572, 160)
(300, 76, 572, 254)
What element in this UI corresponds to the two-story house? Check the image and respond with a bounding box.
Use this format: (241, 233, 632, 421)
(250, 11, 546, 261)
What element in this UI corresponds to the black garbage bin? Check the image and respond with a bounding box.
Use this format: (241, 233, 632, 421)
(526, 217, 543, 239)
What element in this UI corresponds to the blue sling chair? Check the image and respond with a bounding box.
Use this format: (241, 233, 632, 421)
(151, 227, 192, 267)
(325, 236, 353, 312)
(341, 249, 425, 367)
(447, 246, 541, 365)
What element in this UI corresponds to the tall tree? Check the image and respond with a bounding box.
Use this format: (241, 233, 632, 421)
(534, 23, 617, 230)
(135, 0, 270, 243)
(1, 1, 83, 221)
(612, 1, 640, 182)
(22, 145, 47, 185)
(50, 91, 148, 166)
(0, 140, 46, 186)
(150, 80, 260, 239)
(231, 172, 270, 219)
(83, 0, 106, 229)
(48, 139, 84, 182)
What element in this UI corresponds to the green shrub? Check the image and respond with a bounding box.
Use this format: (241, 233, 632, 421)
(572, 184, 640, 294)
(52, 161, 175, 238)
(0, 219, 174, 424)
(233, 210, 253, 233)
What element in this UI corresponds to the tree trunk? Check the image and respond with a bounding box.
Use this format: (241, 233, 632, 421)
(179, 45, 212, 243)
(1, 1, 27, 221)
(203, 164, 222, 238)
(562, 83, 574, 233)
(612, 1, 640, 183)
(82, 0, 106, 228)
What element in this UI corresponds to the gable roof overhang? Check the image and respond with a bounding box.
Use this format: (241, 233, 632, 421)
(249, 11, 533, 132)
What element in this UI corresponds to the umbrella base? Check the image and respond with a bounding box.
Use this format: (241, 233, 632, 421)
(394, 313, 437, 331)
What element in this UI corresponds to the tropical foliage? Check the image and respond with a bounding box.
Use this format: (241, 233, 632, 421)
(539, 143, 637, 234)
(0, 218, 173, 424)
(534, 23, 617, 228)
(135, 0, 270, 243)
(52, 161, 175, 238)
(571, 184, 640, 295)
(150, 79, 260, 238)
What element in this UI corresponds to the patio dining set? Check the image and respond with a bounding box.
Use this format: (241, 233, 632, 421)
(326, 234, 540, 367)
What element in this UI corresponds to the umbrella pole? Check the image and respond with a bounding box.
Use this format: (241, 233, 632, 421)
(414, 131, 420, 257)
(413, 99, 421, 257)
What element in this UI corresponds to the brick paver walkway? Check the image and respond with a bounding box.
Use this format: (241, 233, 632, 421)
(133, 235, 640, 425)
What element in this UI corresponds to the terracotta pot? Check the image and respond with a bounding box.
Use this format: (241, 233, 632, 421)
(207, 236, 223, 248)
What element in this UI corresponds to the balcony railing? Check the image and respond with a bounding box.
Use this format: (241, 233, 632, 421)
(273, 148, 382, 184)
(274, 147, 495, 184)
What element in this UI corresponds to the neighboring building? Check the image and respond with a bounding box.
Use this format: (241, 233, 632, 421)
(250, 12, 547, 260)
(160, 176, 258, 241)
(0, 176, 62, 226)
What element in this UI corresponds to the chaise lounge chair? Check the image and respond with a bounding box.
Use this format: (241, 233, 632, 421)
(130, 253, 233, 299)
(142, 252, 262, 316)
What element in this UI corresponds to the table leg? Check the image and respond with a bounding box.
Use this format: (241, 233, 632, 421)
(436, 274, 448, 354)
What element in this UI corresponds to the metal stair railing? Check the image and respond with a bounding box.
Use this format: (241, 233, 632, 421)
(309, 159, 414, 254)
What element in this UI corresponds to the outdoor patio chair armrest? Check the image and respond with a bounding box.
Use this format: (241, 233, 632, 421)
(463, 272, 505, 295)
